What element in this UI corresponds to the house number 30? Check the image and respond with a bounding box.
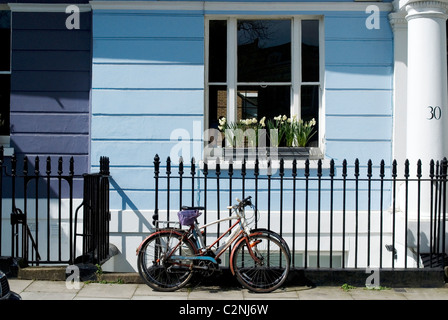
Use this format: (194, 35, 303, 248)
(427, 106, 442, 120)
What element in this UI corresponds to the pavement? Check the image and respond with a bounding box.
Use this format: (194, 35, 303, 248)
(6, 275, 448, 319)
(8, 277, 448, 301)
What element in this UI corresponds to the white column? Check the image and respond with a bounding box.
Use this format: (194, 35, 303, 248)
(405, 1, 448, 169)
(389, 12, 408, 172)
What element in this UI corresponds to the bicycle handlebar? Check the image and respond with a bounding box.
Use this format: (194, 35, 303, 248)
(236, 196, 252, 209)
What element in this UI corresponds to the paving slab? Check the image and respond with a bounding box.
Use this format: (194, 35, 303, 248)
(132, 284, 188, 300)
(8, 279, 34, 293)
(188, 286, 245, 300)
(19, 291, 77, 300)
(297, 286, 354, 300)
(23, 279, 84, 294)
(347, 288, 407, 300)
(242, 287, 300, 300)
(76, 282, 138, 299)
(400, 287, 448, 300)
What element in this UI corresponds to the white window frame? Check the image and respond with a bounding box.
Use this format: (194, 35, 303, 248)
(204, 15, 325, 152)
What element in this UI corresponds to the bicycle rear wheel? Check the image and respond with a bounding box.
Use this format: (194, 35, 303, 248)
(231, 232, 290, 293)
(137, 229, 197, 292)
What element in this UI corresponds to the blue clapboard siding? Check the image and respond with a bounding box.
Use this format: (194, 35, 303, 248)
(89, 8, 395, 212)
(91, 9, 205, 209)
(10, 11, 92, 197)
(324, 12, 393, 165)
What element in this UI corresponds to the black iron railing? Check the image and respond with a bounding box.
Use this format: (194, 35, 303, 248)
(153, 154, 448, 270)
(74, 157, 110, 264)
(0, 147, 110, 266)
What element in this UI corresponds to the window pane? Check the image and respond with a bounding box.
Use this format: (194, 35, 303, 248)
(308, 254, 343, 268)
(302, 20, 319, 82)
(0, 11, 10, 72)
(0, 75, 10, 135)
(208, 85, 227, 130)
(209, 20, 227, 83)
(301, 85, 319, 146)
(238, 20, 291, 82)
(237, 85, 290, 121)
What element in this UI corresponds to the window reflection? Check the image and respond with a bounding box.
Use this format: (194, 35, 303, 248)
(238, 20, 291, 82)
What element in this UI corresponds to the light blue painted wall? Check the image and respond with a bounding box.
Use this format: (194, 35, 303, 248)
(91, 10, 205, 211)
(90, 7, 394, 213)
(324, 11, 393, 166)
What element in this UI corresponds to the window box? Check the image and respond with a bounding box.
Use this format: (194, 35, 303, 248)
(205, 146, 323, 161)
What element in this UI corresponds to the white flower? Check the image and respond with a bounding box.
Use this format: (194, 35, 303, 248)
(282, 115, 287, 121)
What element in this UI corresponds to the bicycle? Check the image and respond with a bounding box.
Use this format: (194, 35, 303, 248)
(136, 196, 291, 293)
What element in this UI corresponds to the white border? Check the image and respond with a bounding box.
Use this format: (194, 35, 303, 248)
(89, 1, 393, 12)
(8, 3, 92, 12)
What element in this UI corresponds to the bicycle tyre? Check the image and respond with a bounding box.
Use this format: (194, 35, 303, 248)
(250, 228, 291, 261)
(231, 232, 290, 293)
(137, 229, 197, 292)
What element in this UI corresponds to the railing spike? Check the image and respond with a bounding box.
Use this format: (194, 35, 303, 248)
(23, 156, 28, 176)
(58, 157, 63, 175)
(35, 156, 40, 176)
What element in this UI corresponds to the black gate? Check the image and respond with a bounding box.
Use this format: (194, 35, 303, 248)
(0, 147, 110, 267)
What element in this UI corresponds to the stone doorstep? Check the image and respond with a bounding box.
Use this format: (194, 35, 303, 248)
(18, 266, 67, 281)
(16, 265, 144, 283)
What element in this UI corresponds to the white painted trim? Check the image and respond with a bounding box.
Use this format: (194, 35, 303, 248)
(89, 1, 393, 12)
(205, 16, 324, 153)
(204, 1, 393, 12)
(292, 17, 301, 119)
(227, 17, 237, 125)
(8, 3, 91, 12)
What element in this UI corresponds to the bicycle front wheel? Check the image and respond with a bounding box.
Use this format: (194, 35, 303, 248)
(231, 232, 290, 293)
(137, 229, 197, 292)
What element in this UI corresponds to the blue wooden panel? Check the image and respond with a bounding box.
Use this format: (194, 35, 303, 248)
(12, 134, 89, 155)
(12, 71, 91, 92)
(13, 51, 91, 71)
(93, 38, 204, 65)
(108, 167, 155, 191)
(325, 90, 392, 116)
(91, 140, 203, 167)
(91, 89, 204, 115)
(93, 13, 204, 39)
(325, 14, 393, 40)
(11, 92, 90, 113)
(12, 30, 91, 51)
(325, 66, 393, 90)
(92, 115, 203, 140)
(11, 113, 89, 134)
(92, 64, 204, 89)
(325, 140, 391, 164)
(10, 10, 92, 181)
(13, 11, 91, 30)
(326, 116, 392, 140)
(326, 40, 393, 66)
